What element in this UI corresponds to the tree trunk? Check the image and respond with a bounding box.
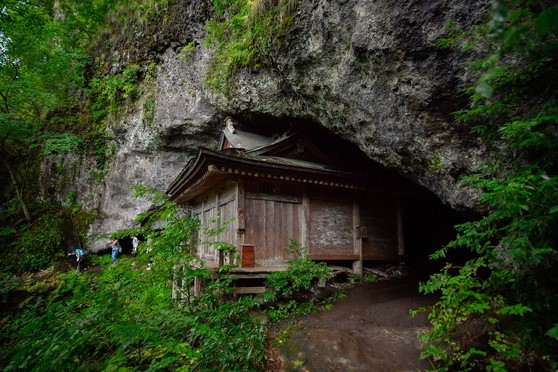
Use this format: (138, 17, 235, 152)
(2, 158, 32, 221)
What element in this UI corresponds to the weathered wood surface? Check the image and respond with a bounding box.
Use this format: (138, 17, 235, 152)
(191, 182, 404, 266)
(230, 287, 267, 294)
(192, 184, 238, 263)
(229, 266, 289, 273)
(328, 265, 354, 276)
(244, 193, 303, 264)
(308, 198, 354, 256)
(241, 244, 255, 267)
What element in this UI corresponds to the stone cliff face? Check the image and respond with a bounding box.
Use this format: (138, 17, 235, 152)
(47, 0, 490, 251)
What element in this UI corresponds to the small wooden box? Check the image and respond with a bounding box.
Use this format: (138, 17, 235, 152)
(241, 244, 255, 268)
(356, 226, 368, 239)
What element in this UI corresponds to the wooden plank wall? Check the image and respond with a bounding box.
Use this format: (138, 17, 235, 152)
(217, 191, 237, 264)
(244, 193, 303, 265)
(308, 198, 354, 257)
(191, 182, 403, 264)
(191, 184, 238, 263)
(192, 199, 216, 262)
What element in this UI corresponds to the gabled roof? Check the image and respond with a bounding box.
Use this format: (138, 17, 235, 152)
(167, 123, 426, 204)
(220, 126, 274, 151)
(166, 147, 366, 204)
(247, 131, 337, 166)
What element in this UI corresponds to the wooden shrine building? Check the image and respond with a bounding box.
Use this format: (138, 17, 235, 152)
(166, 119, 430, 273)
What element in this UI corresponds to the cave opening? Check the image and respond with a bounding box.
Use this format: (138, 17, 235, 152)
(227, 113, 474, 274)
(119, 236, 134, 255)
(402, 195, 476, 276)
(117, 235, 145, 255)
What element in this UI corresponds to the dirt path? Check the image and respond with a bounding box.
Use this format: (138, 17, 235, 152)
(271, 273, 437, 372)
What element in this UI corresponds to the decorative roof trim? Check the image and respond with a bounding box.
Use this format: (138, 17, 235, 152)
(167, 147, 370, 203)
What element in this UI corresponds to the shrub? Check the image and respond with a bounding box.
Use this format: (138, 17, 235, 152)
(264, 258, 330, 300)
(416, 2, 558, 370)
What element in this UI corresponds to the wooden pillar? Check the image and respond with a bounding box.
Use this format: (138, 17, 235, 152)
(218, 250, 224, 267)
(353, 201, 363, 277)
(236, 182, 245, 266)
(189, 205, 198, 256)
(302, 194, 310, 252)
(397, 205, 405, 256)
(200, 201, 204, 260)
(172, 265, 184, 300)
(193, 276, 202, 297)
(172, 265, 179, 299)
(215, 193, 220, 262)
(237, 182, 245, 232)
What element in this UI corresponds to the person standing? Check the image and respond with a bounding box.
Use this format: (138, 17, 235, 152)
(111, 239, 120, 262)
(132, 236, 140, 256)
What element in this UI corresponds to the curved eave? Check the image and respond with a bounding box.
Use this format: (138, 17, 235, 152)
(166, 149, 206, 196)
(167, 148, 379, 203)
(173, 166, 230, 204)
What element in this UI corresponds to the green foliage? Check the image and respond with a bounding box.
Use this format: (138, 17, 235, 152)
(142, 91, 157, 127)
(417, 1, 558, 370)
(264, 258, 331, 300)
(214, 241, 237, 254)
(212, 241, 239, 265)
(3, 262, 200, 371)
(100, 0, 169, 32)
(1, 187, 345, 370)
(0, 198, 26, 232)
(264, 282, 343, 323)
(429, 154, 444, 172)
(87, 61, 156, 175)
(0, 225, 17, 238)
(91, 127, 116, 171)
(89, 64, 142, 122)
(186, 296, 266, 371)
(0, 1, 93, 144)
(180, 41, 197, 60)
(0, 1, 89, 120)
(127, 185, 201, 259)
(265, 299, 320, 323)
(273, 320, 297, 345)
(0, 0, 117, 223)
(0, 199, 93, 274)
(364, 273, 378, 283)
(2, 208, 67, 273)
(0, 0, 169, 216)
(0, 272, 22, 302)
(474, 2, 558, 103)
(548, 325, 558, 340)
(41, 133, 84, 157)
(205, 0, 297, 92)
(1, 186, 269, 371)
(285, 238, 308, 259)
(108, 186, 268, 368)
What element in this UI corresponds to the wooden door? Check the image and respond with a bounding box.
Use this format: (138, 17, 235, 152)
(244, 193, 303, 265)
